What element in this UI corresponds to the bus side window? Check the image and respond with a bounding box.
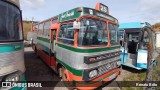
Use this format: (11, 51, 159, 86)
(38, 23, 44, 35)
(44, 21, 50, 37)
(58, 23, 74, 45)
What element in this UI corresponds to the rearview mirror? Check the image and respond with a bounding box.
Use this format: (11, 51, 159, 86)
(73, 21, 80, 29)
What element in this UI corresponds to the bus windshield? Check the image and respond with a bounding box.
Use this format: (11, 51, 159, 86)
(0, 1, 23, 42)
(78, 18, 108, 46)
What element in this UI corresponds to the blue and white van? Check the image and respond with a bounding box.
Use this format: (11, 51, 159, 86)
(118, 22, 156, 70)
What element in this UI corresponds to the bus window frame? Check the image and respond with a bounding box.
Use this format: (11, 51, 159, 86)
(37, 23, 44, 36)
(43, 20, 51, 37)
(51, 17, 58, 24)
(77, 15, 110, 48)
(57, 21, 75, 46)
(0, 0, 24, 42)
(108, 21, 119, 46)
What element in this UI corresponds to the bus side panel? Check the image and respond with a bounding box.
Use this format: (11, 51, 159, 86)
(36, 37, 52, 66)
(51, 56, 56, 66)
(37, 48, 51, 66)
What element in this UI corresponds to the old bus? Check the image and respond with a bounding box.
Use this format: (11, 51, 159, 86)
(0, 0, 26, 90)
(31, 3, 121, 89)
(118, 22, 157, 70)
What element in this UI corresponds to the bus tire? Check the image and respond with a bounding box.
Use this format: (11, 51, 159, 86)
(61, 67, 73, 88)
(58, 66, 62, 78)
(35, 47, 39, 58)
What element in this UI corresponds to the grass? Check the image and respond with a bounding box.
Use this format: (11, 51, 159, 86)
(121, 56, 160, 90)
(124, 72, 146, 81)
(152, 57, 160, 80)
(152, 57, 160, 90)
(122, 73, 145, 90)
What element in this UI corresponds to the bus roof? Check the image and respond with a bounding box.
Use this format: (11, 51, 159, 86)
(58, 7, 118, 23)
(36, 7, 118, 25)
(6, 0, 20, 8)
(119, 22, 152, 29)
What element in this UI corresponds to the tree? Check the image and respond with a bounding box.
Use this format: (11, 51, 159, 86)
(152, 22, 160, 32)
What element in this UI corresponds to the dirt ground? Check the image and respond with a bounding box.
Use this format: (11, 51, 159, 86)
(25, 47, 67, 90)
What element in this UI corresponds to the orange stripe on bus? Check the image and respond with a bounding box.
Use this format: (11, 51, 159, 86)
(74, 29, 78, 47)
(107, 21, 111, 46)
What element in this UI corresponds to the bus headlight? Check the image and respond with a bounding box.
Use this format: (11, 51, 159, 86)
(5, 73, 19, 82)
(89, 70, 98, 78)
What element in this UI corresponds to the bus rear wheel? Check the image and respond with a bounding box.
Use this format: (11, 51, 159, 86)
(35, 47, 39, 58)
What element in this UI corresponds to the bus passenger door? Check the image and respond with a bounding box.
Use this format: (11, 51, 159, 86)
(50, 29, 56, 67)
(51, 30, 56, 53)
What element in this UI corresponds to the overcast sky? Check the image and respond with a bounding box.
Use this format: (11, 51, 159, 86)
(20, 0, 160, 25)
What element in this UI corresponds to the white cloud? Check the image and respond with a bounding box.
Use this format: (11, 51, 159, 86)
(20, 0, 46, 10)
(135, 0, 160, 24)
(139, 0, 160, 13)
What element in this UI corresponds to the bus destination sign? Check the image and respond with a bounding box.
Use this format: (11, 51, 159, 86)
(95, 3, 109, 14)
(83, 8, 118, 23)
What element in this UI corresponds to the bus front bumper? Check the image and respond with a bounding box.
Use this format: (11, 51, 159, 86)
(74, 67, 121, 90)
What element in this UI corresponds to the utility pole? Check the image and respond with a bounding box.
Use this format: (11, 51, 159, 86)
(31, 17, 34, 31)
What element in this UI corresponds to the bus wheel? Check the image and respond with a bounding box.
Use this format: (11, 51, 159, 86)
(58, 67, 62, 78)
(35, 47, 39, 58)
(61, 67, 73, 88)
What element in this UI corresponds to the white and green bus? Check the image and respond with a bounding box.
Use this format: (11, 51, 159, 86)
(0, 0, 26, 90)
(30, 3, 121, 89)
